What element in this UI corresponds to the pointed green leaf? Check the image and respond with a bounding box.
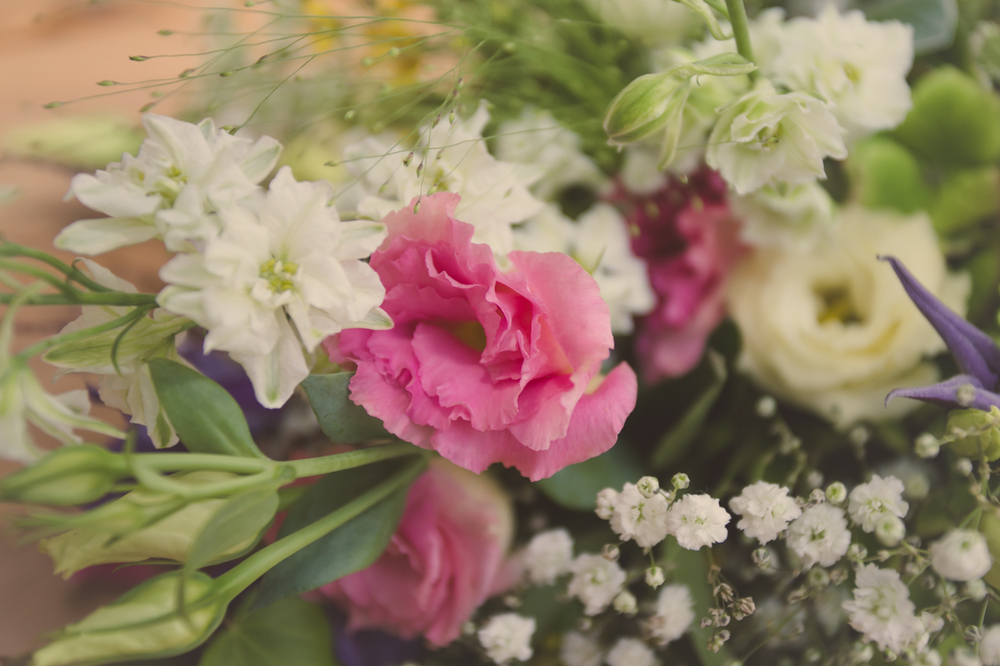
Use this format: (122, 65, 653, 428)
(676, 0, 731, 40)
(301, 373, 391, 444)
(185, 488, 280, 575)
(677, 53, 757, 78)
(536, 443, 644, 511)
(147, 358, 266, 459)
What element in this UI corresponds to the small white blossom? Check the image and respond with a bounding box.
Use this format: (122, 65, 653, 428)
(787, 504, 852, 569)
(929, 529, 993, 582)
(611, 483, 671, 548)
(568, 554, 627, 616)
(875, 515, 906, 547)
(842, 565, 923, 654)
(706, 79, 847, 195)
(561, 632, 603, 666)
(613, 590, 638, 615)
(665, 493, 731, 550)
(732, 182, 834, 251)
(982, 625, 1000, 666)
(605, 638, 657, 666)
(915, 433, 940, 459)
(649, 584, 694, 645)
(848, 475, 909, 533)
(671, 473, 690, 490)
(478, 614, 535, 664)
(729, 481, 802, 544)
(525, 528, 575, 585)
(826, 482, 848, 505)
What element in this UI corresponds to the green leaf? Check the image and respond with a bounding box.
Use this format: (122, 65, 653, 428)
(147, 358, 265, 459)
(536, 444, 644, 511)
(929, 166, 1000, 234)
(302, 373, 391, 444)
(199, 597, 336, 666)
(652, 351, 727, 470)
(185, 488, 280, 575)
(847, 136, 929, 214)
(676, 0, 731, 40)
(861, 0, 957, 54)
(663, 540, 733, 666)
(252, 460, 411, 610)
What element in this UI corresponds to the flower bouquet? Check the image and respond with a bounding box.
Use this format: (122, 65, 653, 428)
(3, 0, 1000, 664)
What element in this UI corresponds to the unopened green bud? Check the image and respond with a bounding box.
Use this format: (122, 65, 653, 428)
(945, 406, 1000, 461)
(0, 445, 127, 506)
(603, 71, 690, 146)
(32, 571, 229, 666)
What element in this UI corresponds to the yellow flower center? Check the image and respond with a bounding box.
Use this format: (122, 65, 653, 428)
(260, 258, 299, 293)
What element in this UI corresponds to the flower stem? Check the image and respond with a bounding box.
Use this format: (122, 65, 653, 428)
(0, 243, 110, 292)
(16, 305, 156, 360)
(0, 292, 159, 306)
(724, 0, 755, 65)
(287, 442, 423, 477)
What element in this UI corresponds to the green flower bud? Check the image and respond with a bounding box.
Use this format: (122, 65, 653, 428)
(32, 571, 229, 666)
(0, 445, 128, 506)
(945, 406, 1000, 461)
(604, 71, 691, 146)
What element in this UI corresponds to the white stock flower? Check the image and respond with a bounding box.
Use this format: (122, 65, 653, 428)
(514, 204, 654, 334)
(726, 206, 969, 429)
(706, 79, 847, 195)
(495, 108, 607, 200)
(848, 474, 909, 533)
(610, 482, 670, 548)
(158, 166, 389, 408)
(787, 504, 851, 569)
(665, 493, 730, 550)
(605, 638, 657, 666)
(341, 101, 544, 256)
(650, 584, 694, 645)
(772, 6, 914, 140)
(929, 529, 993, 582)
(842, 564, 923, 654)
(982, 626, 1000, 666)
(525, 528, 575, 585)
(729, 481, 802, 544)
(478, 614, 535, 664)
(561, 632, 603, 666)
(57, 114, 280, 254)
(568, 553, 627, 615)
(732, 182, 835, 251)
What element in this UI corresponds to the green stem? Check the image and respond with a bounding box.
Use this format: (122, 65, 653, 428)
(139, 453, 274, 474)
(17, 305, 154, 360)
(0, 292, 159, 306)
(724, 0, 755, 65)
(287, 442, 422, 477)
(0, 259, 80, 297)
(0, 243, 110, 292)
(215, 456, 428, 598)
(703, 0, 730, 19)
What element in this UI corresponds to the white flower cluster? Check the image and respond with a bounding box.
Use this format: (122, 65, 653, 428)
(478, 614, 536, 664)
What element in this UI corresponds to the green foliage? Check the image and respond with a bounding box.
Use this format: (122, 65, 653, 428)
(252, 460, 412, 609)
(184, 488, 280, 577)
(301, 373, 392, 444)
(199, 598, 336, 666)
(929, 166, 1000, 233)
(535, 442, 644, 511)
(860, 0, 958, 54)
(148, 358, 266, 459)
(663, 540, 733, 666)
(847, 136, 929, 214)
(652, 352, 727, 470)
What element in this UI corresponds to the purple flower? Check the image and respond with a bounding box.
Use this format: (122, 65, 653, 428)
(884, 256, 1000, 411)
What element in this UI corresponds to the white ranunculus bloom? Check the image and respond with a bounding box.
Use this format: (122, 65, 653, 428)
(513, 204, 654, 334)
(57, 114, 281, 255)
(772, 6, 914, 141)
(842, 564, 923, 654)
(929, 529, 993, 582)
(732, 181, 835, 250)
(726, 206, 969, 428)
(706, 79, 847, 195)
(340, 101, 544, 256)
(158, 167, 389, 408)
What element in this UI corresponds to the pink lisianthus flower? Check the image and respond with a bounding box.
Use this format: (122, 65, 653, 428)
(616, 169, 744, 383)
(317, 459, 516, 646)
(323, 192, 637, 481)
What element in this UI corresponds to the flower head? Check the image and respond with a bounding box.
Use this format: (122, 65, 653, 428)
(605, 638, 657, 666)
(568, 553, 627, 616)
(650, 584, 694, 645)
(842, 564, 923, 653)
(610, 482, 671, 548)
(525, 529, 575, 585)
(929, 529, 993, 582)
(848, 474, 909, 533)
(478, 614, 535, 664)
(729, 481, 802, 544)
(665, 493, 730, 550)
(787, 504, 851, 569)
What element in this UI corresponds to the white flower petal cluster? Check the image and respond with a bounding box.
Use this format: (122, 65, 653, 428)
(731, 182, 834, 251)
(787, 504, 851, 569)
(561, 632, 603, 666)
(568, 553, 627, 616)
(525, 528, 575, 585)
(929, 529, 993, 582)
(729, 481, 802, 544)
(842, 564, 923, 654)
(478, 614, 536, 664)
(340, 101, 544, 256)
(605, 638, 657, 666)
(848, 474, 909, 533)
(982, 625, 1000, 666)
(609, 482, 671, 548)
(706, 79, 847, 195)
(514, 204, 655, 334)
(58, 114, 281, 254)
(158, 166, 389, 408)
(649, 584, 694, 645)
(664, 493, 731, 550)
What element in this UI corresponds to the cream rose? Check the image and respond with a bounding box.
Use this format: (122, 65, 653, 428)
(726, 206, 968, 428)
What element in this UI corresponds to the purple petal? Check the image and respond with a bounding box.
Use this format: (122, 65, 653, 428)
(886, 374, 1000, 412)
(881, 256, 1000, 389)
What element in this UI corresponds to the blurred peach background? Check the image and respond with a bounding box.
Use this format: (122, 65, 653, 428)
(0, 0, 212, 656)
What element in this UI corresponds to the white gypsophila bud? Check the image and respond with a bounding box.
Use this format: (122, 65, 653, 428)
(525, 528, 575, 585)
(752, 547, 772, 571)
(602, 543, 621, 562)
(915, 433, 940, 459)
(957, 383, 978, 407)
(956, 458, 974, 476)
(965, 578, 988, 602)
(606, 638, 656, 666)
(568, 554, 627, 616)
(806, 471, 825, 490)
(478, 614, 536, 664)
(646, 566, 666, 589)
(672, 473, 691, 490)
(848, 474, 909, 533)
(756, 395, 777, 418)
(613, 590, 638, 616)
(560, 632, 603, 666)
(665, 493, 731, 550)
(875, 515, 906, 547)
(808, 488, 826, 504)
(825, 482, 848, 505)
(807, 567, 830, 589)
(637, 476, 660, 498)
(596, 488, 619, 520)
(611, 483, 671, 548)
(848, 543, 868, 562)
(929, 529, 993, 582)
(981, 625, 1000, 666)
(729, 481, 801, 545)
